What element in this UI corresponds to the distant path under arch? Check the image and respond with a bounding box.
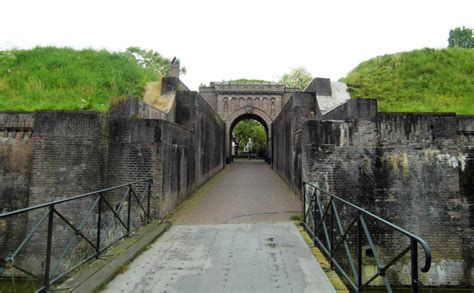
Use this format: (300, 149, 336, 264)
(225, 107, 273, 163)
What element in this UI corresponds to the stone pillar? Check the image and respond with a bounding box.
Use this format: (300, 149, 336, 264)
(170, 57, 180, 78)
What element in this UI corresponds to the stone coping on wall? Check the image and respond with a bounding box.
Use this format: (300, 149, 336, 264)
(0, 112, 34, 130)
(201, 83, 289, 95)
(457, 115, 474, 133)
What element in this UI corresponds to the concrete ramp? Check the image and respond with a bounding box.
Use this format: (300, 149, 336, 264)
(104, 222, 335, 292)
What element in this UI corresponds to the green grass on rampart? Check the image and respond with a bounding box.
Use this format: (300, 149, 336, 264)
(341, 48, 474, 114)
(0, 47, 158, 111)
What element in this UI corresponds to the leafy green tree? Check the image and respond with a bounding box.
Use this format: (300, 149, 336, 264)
(279, 67, 313, 90)
(448, 27, 474, 48)
(233, 119, 267, 155)
(123, 47, 186, 78)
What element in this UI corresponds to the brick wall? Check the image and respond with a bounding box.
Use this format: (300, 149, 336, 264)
(107, 118, 162, 220)
(0, 92, 226, 276)
(322, 98, 377, 121)
(457, 115, 474, 284)
(176, 91, 225, 187)
(109, 97, 171, 121)
(22, 111, 106, 274)
(0, 113, 34, 261)
(160, 121, 195, 215)
(301, 110, 474, 286)
(272, 92, 316, 194)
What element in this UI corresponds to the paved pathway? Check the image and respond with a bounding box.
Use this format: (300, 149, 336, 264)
(104, 223, 335, 292)
(104, 161, 335, 292)
(174, 160, 301, 224)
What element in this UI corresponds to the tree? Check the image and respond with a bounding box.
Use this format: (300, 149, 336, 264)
(448, 27, 474, 48)
(279, 67, 313, 90)
(233, 119, 267, 155)
(123, 47, 186, 78)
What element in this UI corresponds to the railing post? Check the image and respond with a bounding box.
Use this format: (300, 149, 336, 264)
(43, 205, 54, 292)
(127, 185, 132, 236)
(330, 199, 334, 269)
(315, 182, 320, 243)
(96, 193, 102, 257)
(411, 238, 419, 293)
(302, 182, 306, 225)
(147, 181, 151, 223)
(313, 188, 317, 247)
(357, 211, 363, 292)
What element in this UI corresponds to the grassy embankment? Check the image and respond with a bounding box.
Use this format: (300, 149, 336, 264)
(0, 47, 159, 111)
(341, 48, 474, 114)
(1, 47, 473, 114)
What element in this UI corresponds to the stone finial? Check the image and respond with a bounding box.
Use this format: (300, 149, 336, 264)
(170, 57, 180, 78)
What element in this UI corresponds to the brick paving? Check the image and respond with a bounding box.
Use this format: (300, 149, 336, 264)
(173, 160, 302, 224)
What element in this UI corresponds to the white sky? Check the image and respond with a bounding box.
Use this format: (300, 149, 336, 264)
(1, 0, 473, 90)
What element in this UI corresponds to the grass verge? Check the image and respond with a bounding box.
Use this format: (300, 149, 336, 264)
(296, 223, 350, 292)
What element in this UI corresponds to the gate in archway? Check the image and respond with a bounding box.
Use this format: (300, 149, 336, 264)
(199, 82, 297, 163)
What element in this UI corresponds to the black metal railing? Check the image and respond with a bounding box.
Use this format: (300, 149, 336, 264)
(0, 179, 153, 292)
(302, 182, 432, 293)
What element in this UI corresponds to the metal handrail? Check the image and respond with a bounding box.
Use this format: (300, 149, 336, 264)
(302, 181, 432, 293)
(0, 179, 151, 218)
(0, 178, 153, 293)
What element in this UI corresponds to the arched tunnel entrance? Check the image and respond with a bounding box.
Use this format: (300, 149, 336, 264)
(226, 112, 271, 164)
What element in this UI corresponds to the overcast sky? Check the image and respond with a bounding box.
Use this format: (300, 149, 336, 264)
(1, 0, 473, 90)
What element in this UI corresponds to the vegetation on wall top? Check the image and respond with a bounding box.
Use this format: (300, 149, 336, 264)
(279, 66, 313, 91)
(221, 79, 273, 85)
(448, 26, 474, 48)
(341, 47, 474, 114)
(0, 46, 171, 111)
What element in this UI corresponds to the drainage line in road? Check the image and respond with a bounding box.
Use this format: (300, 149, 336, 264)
(224, 211, 301, 223)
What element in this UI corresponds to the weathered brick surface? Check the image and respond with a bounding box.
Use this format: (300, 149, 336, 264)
(23, 111, 106, 274)
(0, 113, 34, 262)
(176, 91, 225, 187)
(0, 91, 226, 277)
(109, 97, 170, 121)
(270, 87, 473, 287)
(301, 112, 474, 286)
(29, 111, 106, 203)
(107, 118, 162, 221)
(322, 98, 377, 121)
(160, 121, 195, 215)
(272, 92, 316, 194)
(199, 83, 296, 163)
(458, 115, 474, 284)
(0, 112, 34, 130)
